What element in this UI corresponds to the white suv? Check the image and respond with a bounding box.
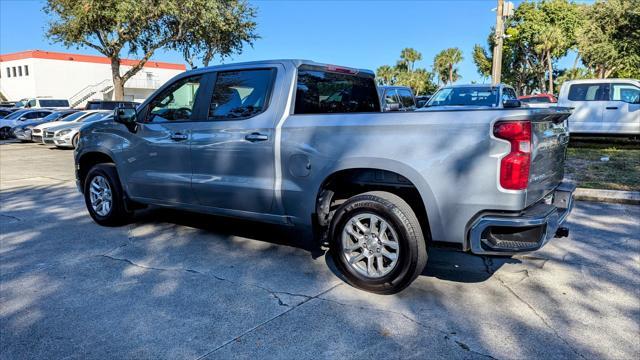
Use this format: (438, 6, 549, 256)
(558, 79, 640, 136)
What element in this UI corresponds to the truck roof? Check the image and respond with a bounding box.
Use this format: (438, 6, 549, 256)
(440, 83, 513, 89)
(186, 59, 376, 76)
(560, 78, 639, 85)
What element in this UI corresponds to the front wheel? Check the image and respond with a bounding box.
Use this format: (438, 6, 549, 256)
(72, 134, 79, 148)
(83, 163, 131, 226)
(329, 191, 427, 294)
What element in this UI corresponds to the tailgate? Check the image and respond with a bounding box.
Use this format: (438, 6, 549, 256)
(526, 110, 571, 206)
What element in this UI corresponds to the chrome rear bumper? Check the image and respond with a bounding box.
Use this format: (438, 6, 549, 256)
(469, 182, 575, 255)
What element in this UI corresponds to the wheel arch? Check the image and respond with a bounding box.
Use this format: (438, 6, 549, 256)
(77, 151, 116, 192)
(312, 158, 443, 242)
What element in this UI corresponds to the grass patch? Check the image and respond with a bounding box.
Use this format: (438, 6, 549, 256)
(565, 143, 640, 191)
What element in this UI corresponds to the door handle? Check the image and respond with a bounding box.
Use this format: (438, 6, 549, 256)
(606, 106, 618, 110)
(245, 133, 268, 142)
(170, 132, 189, 141)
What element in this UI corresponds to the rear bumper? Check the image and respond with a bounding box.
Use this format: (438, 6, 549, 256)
(469, 182, 575, 255)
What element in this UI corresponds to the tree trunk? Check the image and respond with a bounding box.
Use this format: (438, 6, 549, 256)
(110, 58, 125, 101)
(547, 52, 554, 94)
(448, 63, 453, 85)
(538, 72, 547, 93)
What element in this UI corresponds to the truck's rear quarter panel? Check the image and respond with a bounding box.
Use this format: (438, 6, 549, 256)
(280, 109, 546, 246)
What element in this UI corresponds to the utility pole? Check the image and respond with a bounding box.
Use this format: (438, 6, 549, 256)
(491, 0, 504, 85)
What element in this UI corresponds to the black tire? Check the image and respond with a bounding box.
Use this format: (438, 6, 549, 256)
(83, 163, 131, 226)
(72, 134, 79, 148)
(329, 191, 427, 294)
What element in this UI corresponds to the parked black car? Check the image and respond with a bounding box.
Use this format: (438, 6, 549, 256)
(85, 100, 139, 110)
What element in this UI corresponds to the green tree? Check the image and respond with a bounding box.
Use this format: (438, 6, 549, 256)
(577, 0, 640, 78)
(434, 48, 463, 85)
(399, 48, 423, 72)
(376, 65, 396, 85)
(44, 0, 258, 100)
(173, 0, 258, 69)
(506, 0, 583, 93)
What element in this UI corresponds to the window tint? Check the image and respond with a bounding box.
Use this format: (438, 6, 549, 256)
(6, 68, 9, 78)
(568, 84, 608, 101)
(149, 75, 201, 122)
(396, 89, 415, 109)
(18, 66, 22, 76)
(12, 67, 16, 77)
(24, 112, 41, 119)
(24, 65, 29, 76)
(62, 112, 87, 122)
(520, 96, 551, 104)
(427, 86, 499, 107)
(78, 112, 108, 123)
(502, 88, 517, 101)
(383, 89, 399, 107)
(209, 69, 275, 120)
(39, 99, 70, 107)
(611, 84, 640, 103)
(295, 66, 380, 114)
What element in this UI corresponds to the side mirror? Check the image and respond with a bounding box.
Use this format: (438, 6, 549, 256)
(503, 99, 521, 108)
(384, 103, 401, 112)
(114, 107, 137, 131)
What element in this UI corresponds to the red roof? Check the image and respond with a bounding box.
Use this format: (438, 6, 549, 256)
(0, 50, 186, 70)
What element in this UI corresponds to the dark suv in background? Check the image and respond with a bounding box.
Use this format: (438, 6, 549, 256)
(84, 100, 139, 110)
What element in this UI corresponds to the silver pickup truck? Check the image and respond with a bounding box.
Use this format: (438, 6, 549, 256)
(75, 60, 574, 294)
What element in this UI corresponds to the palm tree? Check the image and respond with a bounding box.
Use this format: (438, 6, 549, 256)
(534, 26, 565, 94)
(400, 48, 423, 72)
(376, 65, 396, 85)
(434, 48, 464, 85)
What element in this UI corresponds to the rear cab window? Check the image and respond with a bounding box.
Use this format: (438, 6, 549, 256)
(294, 65, 380, 114)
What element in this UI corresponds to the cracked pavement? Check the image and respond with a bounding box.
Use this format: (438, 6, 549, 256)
(1, 141, 639, 359)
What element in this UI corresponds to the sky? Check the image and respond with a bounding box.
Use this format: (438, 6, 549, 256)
(0, 0, 586, 84)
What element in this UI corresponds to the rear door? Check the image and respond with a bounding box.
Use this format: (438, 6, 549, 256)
(190, 66, 282, 214)
(123, 74, 204, 204)
(603, 82, 640, 135)
(564, 83, 608, 133)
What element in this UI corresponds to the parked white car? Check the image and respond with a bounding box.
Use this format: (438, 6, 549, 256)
(32, 110, 95, 142)
(16, 97, 70, 109)
(0, 109, 54, 139)
(43, 111, 111, 148)
(557, 79, 640, 136)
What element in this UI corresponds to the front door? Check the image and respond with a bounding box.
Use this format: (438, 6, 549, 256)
(123, 74, 204, 204)
(190, 66, 282, 214)
(603, 83, 640, 134)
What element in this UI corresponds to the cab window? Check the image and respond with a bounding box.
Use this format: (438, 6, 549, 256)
(396, 89, 415, 109)
(611, 84, 640, 104)
(383, 89, 399, 108)
(148, 75, 202, 122)
(209, 69, 275, 120)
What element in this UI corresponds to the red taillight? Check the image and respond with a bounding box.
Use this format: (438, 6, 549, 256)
(494, 120, 531, 190)
(325, 65, 358, 75)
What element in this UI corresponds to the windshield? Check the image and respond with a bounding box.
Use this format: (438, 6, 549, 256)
(61, 111, 88, 122)
(78, 112, 109, 123)
(39, 99, 70, 107)
(427, 86, 499, 107)
(4, 110, 30, 120)
(520, 96, 551, 103)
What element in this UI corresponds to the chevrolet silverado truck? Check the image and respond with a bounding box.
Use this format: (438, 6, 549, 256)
(75, 60, 574, 294)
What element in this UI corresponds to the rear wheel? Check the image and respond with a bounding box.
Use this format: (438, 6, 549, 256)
(83, 164, 131, 226)
(329, 191, 427, 294)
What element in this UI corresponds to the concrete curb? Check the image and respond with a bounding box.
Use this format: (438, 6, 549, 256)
(574, 188, 640, 205)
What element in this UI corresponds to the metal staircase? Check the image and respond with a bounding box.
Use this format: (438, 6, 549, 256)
(69, 79, 114, 108)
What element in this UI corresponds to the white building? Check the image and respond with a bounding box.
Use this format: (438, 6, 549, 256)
(0, 50, 186, 107)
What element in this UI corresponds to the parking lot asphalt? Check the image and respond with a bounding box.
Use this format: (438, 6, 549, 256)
(1, 141, 639, 360)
